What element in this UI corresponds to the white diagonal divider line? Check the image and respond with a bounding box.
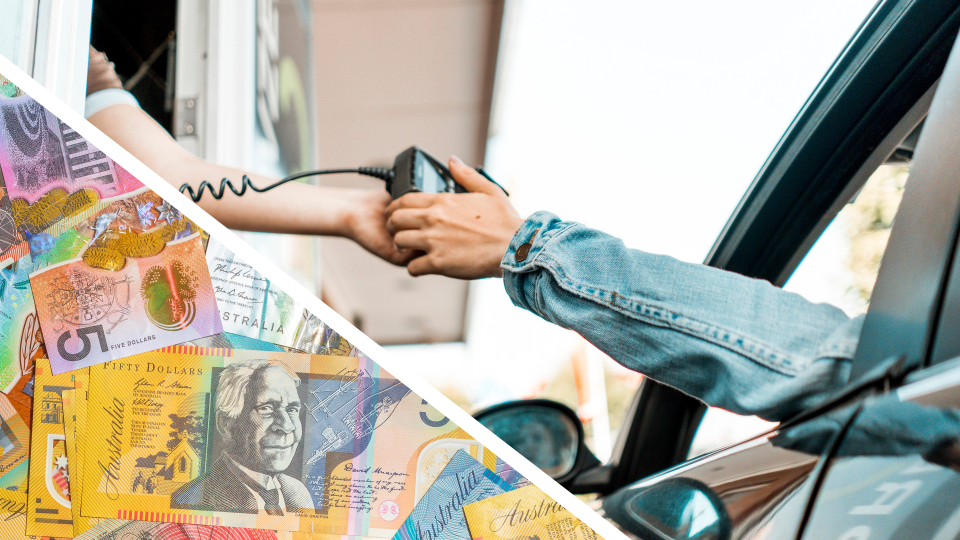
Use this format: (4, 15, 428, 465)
(0, 53, 629, 540)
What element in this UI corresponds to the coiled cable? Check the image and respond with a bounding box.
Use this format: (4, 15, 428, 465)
(179, 167, 395, 202)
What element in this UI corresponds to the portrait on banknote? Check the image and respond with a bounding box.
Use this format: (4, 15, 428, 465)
(172, 359, 314, 515)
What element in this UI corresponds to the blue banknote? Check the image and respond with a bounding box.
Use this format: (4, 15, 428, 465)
(394, 450, 513, 540)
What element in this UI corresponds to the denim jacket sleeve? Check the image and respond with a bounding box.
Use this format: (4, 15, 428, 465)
(500, 211, 863, 422)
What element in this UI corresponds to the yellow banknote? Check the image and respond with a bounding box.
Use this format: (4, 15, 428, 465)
(27, 357, 78, 537)
(65, 384, 108, 538)
(0, 489, 41, 539)
(80, 349, 490, 536)
(463, 485, 597, 540)
(0, 391, 30, 492)
(73, 520, 285, 539)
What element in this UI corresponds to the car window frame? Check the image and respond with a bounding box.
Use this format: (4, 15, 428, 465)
(575, 0, 960, 497)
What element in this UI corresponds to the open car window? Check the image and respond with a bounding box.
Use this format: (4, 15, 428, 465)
(783, 163, 909, 317)
(687, 161, 913, 459)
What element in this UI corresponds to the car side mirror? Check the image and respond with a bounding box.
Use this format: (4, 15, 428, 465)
(602, 477, 731, 540)
(473, 399, 600, 485)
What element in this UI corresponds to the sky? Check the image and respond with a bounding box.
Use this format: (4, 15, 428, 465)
(388, 0, 879, 415)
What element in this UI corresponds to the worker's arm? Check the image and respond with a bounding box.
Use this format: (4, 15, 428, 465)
(86, 49, 410, 265)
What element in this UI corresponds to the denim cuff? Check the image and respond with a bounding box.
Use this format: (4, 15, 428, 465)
(501, 211, 575, 311)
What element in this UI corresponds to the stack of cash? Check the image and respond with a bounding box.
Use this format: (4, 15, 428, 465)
(0, 75, 599, 540)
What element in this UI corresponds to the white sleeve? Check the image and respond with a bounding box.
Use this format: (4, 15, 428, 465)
(84, 88, 140, 119)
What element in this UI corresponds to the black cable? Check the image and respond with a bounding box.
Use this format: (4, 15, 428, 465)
(179, 167, 395, 202)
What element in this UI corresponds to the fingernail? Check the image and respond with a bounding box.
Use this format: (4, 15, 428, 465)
(449, 155, 464, 167)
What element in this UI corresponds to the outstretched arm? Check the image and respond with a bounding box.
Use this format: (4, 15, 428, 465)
(386, 156, 860, 420)
(86, 48, 410, 266)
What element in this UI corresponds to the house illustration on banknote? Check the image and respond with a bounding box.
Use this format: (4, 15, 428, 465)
(165, 438, 201, 483)
(132, 409, 207, 493)
(39, 388, 71, 425)
(132, 441, 202, 494)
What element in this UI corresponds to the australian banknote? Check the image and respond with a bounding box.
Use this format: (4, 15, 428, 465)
(0, 202, 114, 401)
(0, 391, 29, 492)
(0, 89, 144, 282)
(75, 520, 287, 539)
(0, 254, 43, 399)
(69, 382, 287, 539)
(80, 349, 491, 536)
(64, 387, 111, 538)
(206, 238, 303, 347)
(0, 184, 203, 388)
(0, 201, 139, 403)
(34, 186, 202, 269)
(394, 450, 511, 540)
(0, 76, 26, 268)
(0, 174, 27, 268)
(0, 489, 36, 539)
(29, 233, 222, 373)
(205, 240, 353, 356)
(0, 91, 142, 207)
(494, 457, 530, 490)
(27, 357, 78, 538)
(292, 313, 355, 357)
(463, 485, 597, 540)
(411, 440, 491, 506)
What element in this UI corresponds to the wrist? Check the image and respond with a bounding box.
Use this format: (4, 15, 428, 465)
(490, 215, 525, 277)
(334, 191, 361, 240)
(309, 186, 361, 238)
(334, 187, 393, 242)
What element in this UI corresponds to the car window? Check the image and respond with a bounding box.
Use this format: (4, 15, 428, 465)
(687, 162, 911, 459)
(783, 163, 909, 317)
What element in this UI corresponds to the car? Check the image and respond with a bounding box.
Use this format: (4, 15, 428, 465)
(474, 1, 960, 538)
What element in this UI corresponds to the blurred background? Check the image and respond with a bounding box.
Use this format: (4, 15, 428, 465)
(2, 0, 889, 462)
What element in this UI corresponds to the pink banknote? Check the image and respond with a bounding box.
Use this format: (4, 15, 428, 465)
(29, 233, 222, 373)
(0, 94, 143, 205)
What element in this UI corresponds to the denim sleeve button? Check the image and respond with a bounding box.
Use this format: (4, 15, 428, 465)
(515, 243, 532, 262)
(514, 228, 539, 262)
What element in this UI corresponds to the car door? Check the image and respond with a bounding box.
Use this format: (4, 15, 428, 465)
(600, 401, 859, 539)
(798, 23, 960, 536)
(798, 360, 960, 540)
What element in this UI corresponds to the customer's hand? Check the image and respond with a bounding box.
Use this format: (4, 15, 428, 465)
(386, 156, 525, 279)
